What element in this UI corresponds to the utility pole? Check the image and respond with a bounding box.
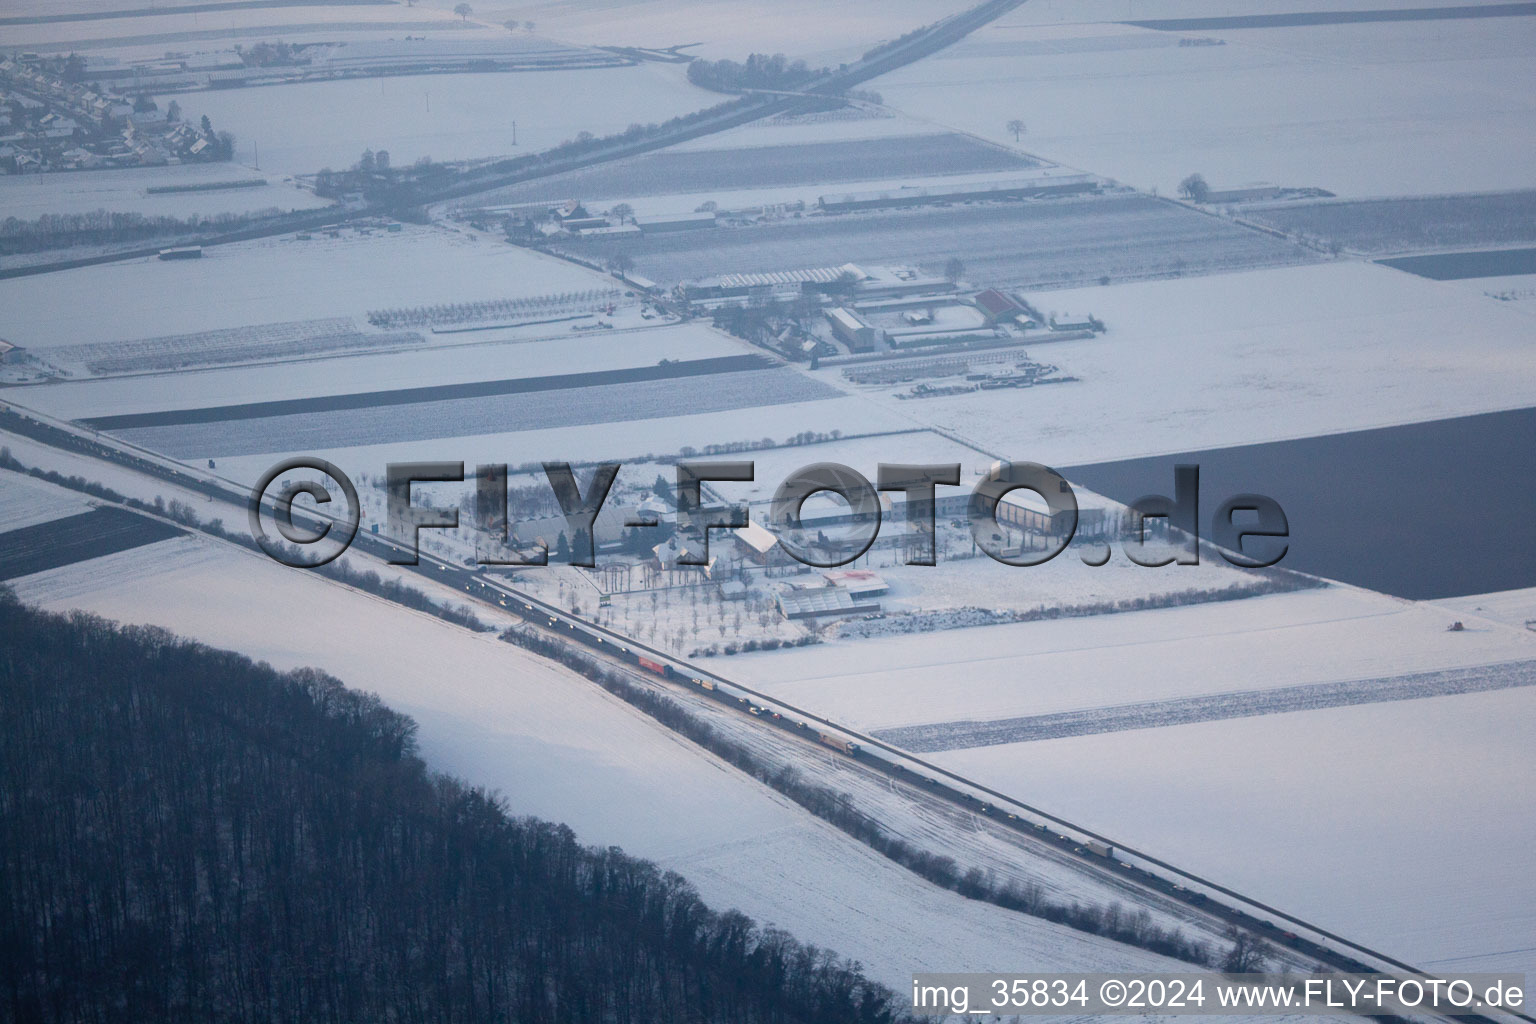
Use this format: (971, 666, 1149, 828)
(512, 120, 517, 145)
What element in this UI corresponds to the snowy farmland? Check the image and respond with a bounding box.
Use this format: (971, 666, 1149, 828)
(16, 320, 748, 419)
(869, 13, 1536, 198)
(1241, 190, 1536, 257)
(491, 0, 977, 65)
(0, 224, 602, 350)
(102, 362, 842, 459)
(558, 192, 1313, 288)
(721, 581, 1536, 976)
(725, 585, 1536, 733)
(164, 63, 720, 175)
(0, 162, 334, 219)
(469, 132, 1040, 206)
(934, 687, 1536, 980)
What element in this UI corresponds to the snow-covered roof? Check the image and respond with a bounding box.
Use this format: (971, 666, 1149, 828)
(734, 520, 778, 555)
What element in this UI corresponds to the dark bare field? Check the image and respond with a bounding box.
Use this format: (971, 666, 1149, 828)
(106, 367, 841, 458)
(1244, 191, 1536, 256)
(1065, 407, 1536, 600)
(558, 194, 1313, 288)
(473, 134, 1038, 206)
(1378, 248, 1536, 280)
(0, 507, 184, 581)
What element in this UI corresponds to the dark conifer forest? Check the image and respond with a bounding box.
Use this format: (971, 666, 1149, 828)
(0, 592, 902, 1023)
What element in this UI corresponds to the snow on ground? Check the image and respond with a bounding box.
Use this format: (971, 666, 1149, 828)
(870, 14, 1536, 197)
(165, 62, 718, 176)
(479, 0, 976, 65)
(0, 162, 334, 220)
(826, 260, 1536, 466)
(0, 470, 94, 533)
(197, 392, 919, 491)
(725, 585, 1536, 732)
(0, 4, 490, 57)
(1432, 586, 1536, 633)
(663, 107, 940, 153)
(0, 224, 602, 350)
(932, 686, 1536, 979)
(5, 532, 1217, 993)
(13, 320, 746, 420)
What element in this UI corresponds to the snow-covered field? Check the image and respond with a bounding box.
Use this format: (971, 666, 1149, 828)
(481, 0, 976, 65)
(0, 3, 490, 57)
(561, 192, 1309, 289)
(0, 162, 334, 219)
(0, 471, 94, 533)
(934, 687, 1536, 979)
(719, 578, 1536, 976)
(0, 224, 601, 350)
(166, 63, 718, 175)
(829, 261, 1536, 466)
(870, 14, 1536, 198)
(4, 532, 1222, 993)
(1433, 586, 1536, 632)
(185, 391, 918, 492)
(15, 320, 746, 418)
(108, 365, 841, 459)
(726, 585, 1536, 732)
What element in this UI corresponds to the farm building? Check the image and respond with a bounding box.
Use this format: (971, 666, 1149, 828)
(825, 307, 883, 352)
(1049, 313, 1099, 332)
(1204, 184, 1285, 204)
(0, 339, 22, 364)
(973, 289, 1026, 323)
(821, 569, 889, 599)
(559, 216, 611, 232)
(635, 212, 717, 233)
(776, 586, 882, 620)
(683, 264, 868, 301)
(733, 521, 780, 565)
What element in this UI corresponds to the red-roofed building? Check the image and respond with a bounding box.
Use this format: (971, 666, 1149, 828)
(973, 288, 1025, 323)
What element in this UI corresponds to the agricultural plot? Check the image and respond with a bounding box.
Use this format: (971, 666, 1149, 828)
(558, 193, 1312, 288)
(167, 63, 719, 175)
(1063, 407, 1536, 600)
(471, 133, 1039, 207)
(43, 318, 423, 376)
(935, 685, 1536, 979)
(0, 506, 183, 580)
(492, 0, 976, 64)
(12, 321, 748, 420)
(0, 471, 93, 533)
(1242, 190, 1536, 256)
(876, 658, 1536, 751)
(1378, 248, 1536, 281)
(107, 365, 843, 459)
(725, 575, 1536, 974)
(870, 14, 1536, 197)
(0, 163, 333, 220)
(0, 224, 602, 350)
(0, 2, 484, 55)
(202, 391, 915, 493)
(725, 586, 1536, 733)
